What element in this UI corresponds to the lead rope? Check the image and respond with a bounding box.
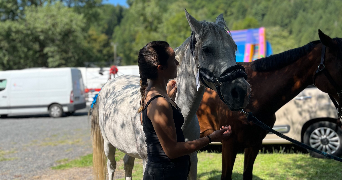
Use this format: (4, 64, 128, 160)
(239, 109, 342, 162)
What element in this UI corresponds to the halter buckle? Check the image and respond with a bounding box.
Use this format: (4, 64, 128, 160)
(317, 64, 325, 72)
(240, 109, 248, 117)
(215, 79, 222, 86)
(337, 91, 342, 96)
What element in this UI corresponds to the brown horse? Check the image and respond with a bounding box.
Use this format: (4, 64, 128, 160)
(196, 30, 342, 180)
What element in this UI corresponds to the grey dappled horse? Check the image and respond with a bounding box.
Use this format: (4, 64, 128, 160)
(91, 11, 250, 180)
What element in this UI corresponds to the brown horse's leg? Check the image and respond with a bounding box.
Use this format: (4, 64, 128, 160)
(243, 145, 261, 180)
(221, 139, 238, 180)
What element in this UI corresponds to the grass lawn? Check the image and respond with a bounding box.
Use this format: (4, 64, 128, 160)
(52, 147, 342, 180)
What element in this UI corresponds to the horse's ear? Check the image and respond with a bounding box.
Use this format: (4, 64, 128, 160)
(215, 14, 227, 28)
(319, 29, 334, 47)
(318, 29, 338, 52)
(185, 9, 201, 35)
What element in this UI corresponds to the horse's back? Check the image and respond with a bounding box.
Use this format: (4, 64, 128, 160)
(99, 75, 141, 106)
(98, 75, 146, 157)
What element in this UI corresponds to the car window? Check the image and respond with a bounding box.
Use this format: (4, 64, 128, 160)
(0, 79, 7, 91)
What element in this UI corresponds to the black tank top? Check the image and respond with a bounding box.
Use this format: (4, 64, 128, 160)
(142, 95, 190, 164)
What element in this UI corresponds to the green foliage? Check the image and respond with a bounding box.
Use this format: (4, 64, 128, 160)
(113, 0, 172, 65)
(112, 0, 203, 65)
(84, 4, 126, 65)
(0, 2, 92, 70)
(160, 1, 192, 49)
(111, 4, 138, 65)
(265, 26, 296, 54)
(2, 0, 342, 68)
(0, 0, 48, 21)
(233, 16, 259, 30)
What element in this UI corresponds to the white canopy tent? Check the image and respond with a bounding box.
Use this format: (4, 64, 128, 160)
(77, 65, 139, 105)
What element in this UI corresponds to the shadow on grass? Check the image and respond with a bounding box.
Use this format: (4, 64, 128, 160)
(270, 155, 342, 179)
(198, 170, 263, 180)
(199, 144, 308, 154)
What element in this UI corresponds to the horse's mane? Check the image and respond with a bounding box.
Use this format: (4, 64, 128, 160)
(251, 40, 321, 72)
(174, 37, 191, 64)
(333, 38, 342, 58)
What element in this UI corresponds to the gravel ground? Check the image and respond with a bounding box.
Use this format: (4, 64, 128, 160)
(0, 107, 94, 180)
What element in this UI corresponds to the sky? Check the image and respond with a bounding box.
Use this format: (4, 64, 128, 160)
(102, 0, 128, 7)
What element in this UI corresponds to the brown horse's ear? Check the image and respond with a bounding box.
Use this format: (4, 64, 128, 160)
(318, 29, 334, 47)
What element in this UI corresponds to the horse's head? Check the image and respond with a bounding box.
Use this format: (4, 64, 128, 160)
(185, 10, 250, 111)
(314, 29, 342, 126)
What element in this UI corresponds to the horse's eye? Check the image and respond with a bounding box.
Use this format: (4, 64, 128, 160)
(202, 46, 211, 53)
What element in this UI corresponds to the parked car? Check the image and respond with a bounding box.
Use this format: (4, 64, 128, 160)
(263, 85, 342, 157)
(0, 68, 86, 118)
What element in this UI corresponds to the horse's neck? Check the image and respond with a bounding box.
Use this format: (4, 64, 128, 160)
(175, 44, 206, 129)
(247, 45, 322, 114)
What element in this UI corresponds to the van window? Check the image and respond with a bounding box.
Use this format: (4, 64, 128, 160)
(0, 79, 7, 91)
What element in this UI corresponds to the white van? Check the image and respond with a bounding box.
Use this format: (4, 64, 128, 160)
(0, 68, 86, 118)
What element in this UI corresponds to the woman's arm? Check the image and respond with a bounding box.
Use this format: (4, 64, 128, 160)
(166, 80, 177, 101)
(147, 97, 231, 159)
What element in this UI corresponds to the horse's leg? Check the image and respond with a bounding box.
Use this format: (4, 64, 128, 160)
(104, 141, 116, 180)
(221, 139, 238, 180)
(243, 145, 261, 180)
(142, 158, 147, 176)
(188, 151, 198, 180)
(123, 154, 135, 180)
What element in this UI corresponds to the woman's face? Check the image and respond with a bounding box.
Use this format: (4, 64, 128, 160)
(166, 47, 179, 79)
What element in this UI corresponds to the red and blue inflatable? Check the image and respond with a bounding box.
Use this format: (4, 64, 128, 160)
(230, 27, 273, 62)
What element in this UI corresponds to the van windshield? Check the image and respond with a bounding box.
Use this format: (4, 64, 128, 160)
(0, 79, 7, 91)
(79, 77, 85, 93)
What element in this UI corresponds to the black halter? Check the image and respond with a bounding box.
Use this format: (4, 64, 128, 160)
(190, 32, 248, 107)
(313, 44, 342, 124)
(198, 64, 247, 105)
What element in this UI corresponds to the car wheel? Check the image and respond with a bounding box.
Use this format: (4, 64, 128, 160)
(49, 104, 63, 118)
(304, 121, 342, 158)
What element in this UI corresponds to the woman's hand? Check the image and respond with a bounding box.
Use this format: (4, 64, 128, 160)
(167, 80, 177, 101)
(208, 125, 232, 142)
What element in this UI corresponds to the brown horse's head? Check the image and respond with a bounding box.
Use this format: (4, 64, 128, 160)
(314, 29, 342, 127)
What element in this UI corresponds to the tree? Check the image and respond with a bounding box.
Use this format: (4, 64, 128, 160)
(0, 2, 92, 70)
(84, 4, 126, 65)
(232, 16, 259, 30)
(266, 26, 296, 54)
(159, 1, 193, 48)
(112, 0, 173, 65)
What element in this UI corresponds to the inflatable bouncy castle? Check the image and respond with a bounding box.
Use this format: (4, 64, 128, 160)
(230, 27, 273, 62)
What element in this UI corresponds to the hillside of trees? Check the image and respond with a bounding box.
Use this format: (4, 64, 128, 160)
(1, 0, 341, 70)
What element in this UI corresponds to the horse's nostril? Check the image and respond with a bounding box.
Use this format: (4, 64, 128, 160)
(231, 87, 238, 99)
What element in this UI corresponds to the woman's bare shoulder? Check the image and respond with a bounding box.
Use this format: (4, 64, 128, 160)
(145, 92, 172, 116)
(146, 94, 175, 136)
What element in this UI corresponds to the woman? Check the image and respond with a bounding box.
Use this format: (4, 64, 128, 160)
(138, 41, 232, 180)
